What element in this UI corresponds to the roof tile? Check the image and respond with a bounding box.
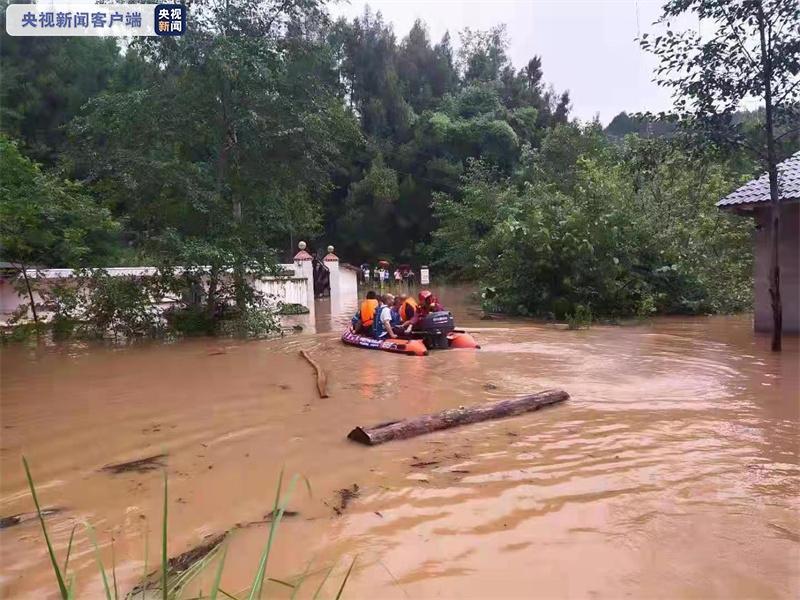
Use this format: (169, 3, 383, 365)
(717, 151, 800, 207)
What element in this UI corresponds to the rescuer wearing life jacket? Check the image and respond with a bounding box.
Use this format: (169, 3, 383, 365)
(349, 290, 379, 335)
(396, 294, 418, 333)
(408, 290, 445, 329)
(417, 290, 444, 316)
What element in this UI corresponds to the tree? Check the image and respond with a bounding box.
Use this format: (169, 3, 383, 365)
(0, 136, 120, 323)
(640, 0, 800, 351)
(396, 21, 458, 113)
(332, 9, 414, 140)
(0, 34, 122, 165)
(458, 25, 510, 83)
(69, 0, 361, 317)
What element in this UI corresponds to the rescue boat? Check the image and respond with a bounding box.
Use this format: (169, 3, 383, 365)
(341, 311, 480, 356)
(341, 330, 430, 356)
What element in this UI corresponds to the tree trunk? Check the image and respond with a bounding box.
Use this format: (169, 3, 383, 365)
(19, 264, 39, 325)
(348, 389, 569, 445)
(757, 2, 782, 352)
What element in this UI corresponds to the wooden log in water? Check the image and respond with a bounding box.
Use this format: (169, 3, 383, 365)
(300, 350, 329, 398)
(347, 389, 568, 446)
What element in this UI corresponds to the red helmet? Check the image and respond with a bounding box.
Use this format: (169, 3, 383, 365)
(418, 290, 432, 303)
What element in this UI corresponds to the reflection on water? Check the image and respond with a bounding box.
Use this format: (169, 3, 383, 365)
(0, 285, 798, 598)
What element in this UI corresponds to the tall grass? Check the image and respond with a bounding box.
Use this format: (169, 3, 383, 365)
(22, 457, 355, 599)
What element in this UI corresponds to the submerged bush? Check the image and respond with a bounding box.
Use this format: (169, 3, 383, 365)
(278, 303, 310, 315)
(28, 267, 283, 341)
(433, 133, 753, 320)
(566, 305, 592, 329)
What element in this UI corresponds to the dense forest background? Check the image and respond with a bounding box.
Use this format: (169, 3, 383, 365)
(2, 0, 798, 323)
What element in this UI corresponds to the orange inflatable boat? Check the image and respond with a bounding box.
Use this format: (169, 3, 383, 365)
(341, 311, 480, 356)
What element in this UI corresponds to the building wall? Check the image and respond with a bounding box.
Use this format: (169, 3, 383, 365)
(0, 268, 316, 325)
(340, 266, 359, 303)
(0, 279, 25, 319)
(753, 203, 800, 333)
(253, 277, 311, 308)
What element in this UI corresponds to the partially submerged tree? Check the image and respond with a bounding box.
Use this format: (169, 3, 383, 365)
(640, 0, 800, 351)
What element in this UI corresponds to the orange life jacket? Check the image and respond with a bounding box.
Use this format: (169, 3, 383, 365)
(399, 297, 418, 322)
(360, 299, 379, 327)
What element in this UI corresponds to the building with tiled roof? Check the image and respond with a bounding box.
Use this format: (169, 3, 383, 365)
(718, 152, 799, 333)
(717, 151, 800, 208)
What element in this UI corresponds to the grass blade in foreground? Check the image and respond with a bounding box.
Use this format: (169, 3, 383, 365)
(209, 543, 228, 600)
(141, 525, 149, 599)
(335, 556, 357, 600)
(311, 564, 335, 600)
(22, 456, 69, 600)
(112, 537, 119, 600)
(62, 524, 77, 575)
(85, 522, 114, 600)
(162, 470, 168, 600)
(247, 468, 302, 599)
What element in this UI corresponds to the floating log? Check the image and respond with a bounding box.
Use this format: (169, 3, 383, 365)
(347, 389, 568, 445)
(300, 350, 329, 398)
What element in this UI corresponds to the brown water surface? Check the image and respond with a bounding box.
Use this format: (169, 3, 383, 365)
(1, 286, 798, 598)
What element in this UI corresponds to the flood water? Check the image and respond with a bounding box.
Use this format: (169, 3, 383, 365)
(1, 286, 798, 598)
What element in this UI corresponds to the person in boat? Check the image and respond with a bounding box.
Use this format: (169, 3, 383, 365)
(350, 290, 379, 335)
(373, 293, 401, 340)
(417, 290, 445, 317)
(396, 293, 418, 332)
(406, 290, 446, 330)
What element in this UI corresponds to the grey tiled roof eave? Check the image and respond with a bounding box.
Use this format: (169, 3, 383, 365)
(717, 151, 800, 208)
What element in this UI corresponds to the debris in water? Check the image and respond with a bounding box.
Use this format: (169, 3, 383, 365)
(483, 383, 498, 390)
(127, 532, 227, 598)
(410, 460, 439, 468)
(449, 469, 471, 474)
(0, 508, 62, 530)
(0, 515, 21, 529)
(328, 484, 360, 516)
(101, 454, 167, 475)
(234, 509, 300, 529)
(264, 509, 299, 521)
(300, 349, 329, 398)
(348, 390, 569, 445)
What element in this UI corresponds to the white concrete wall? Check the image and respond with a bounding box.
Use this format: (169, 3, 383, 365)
(1, 259, 354, 326)
(0, 266, 316, 325)
(253, 277, 310, 308)
(0, 279, 25, 320)
(340, 265, 359, 303)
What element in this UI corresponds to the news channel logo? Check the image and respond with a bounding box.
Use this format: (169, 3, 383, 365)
(154, 4, 185, 36)
(5, 3, 187, 37)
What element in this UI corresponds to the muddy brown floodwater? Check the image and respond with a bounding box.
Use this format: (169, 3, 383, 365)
(1, 286, 798, 599)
